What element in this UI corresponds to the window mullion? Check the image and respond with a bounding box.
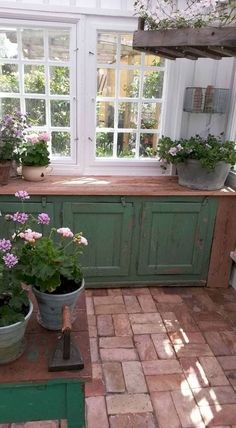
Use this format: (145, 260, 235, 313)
(17, 28, 25, 114)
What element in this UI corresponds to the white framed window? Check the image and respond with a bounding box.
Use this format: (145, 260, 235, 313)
(0, 21, 77, 164)
(96, 32, 165, 159)
(0, 15, 174, 176)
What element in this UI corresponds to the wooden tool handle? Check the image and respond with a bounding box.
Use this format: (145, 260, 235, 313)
(62, 305, 72, 333)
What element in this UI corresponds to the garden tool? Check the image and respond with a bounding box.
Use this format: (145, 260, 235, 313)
(48, 305, 84, 371)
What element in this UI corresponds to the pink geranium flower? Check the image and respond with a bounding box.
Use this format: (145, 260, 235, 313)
(57, 227, 74, 238)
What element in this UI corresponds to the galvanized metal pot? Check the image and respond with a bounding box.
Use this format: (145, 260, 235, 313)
(0, 299, 33, 364)
(177, 159, 231, 190)
(33, 278, 85, 331)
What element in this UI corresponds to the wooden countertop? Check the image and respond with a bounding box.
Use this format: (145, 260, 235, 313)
(0, 175, 235, 196)
(0, 291, 92, 384)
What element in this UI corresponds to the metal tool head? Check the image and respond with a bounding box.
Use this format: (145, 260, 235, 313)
(48, 335, 84, 372)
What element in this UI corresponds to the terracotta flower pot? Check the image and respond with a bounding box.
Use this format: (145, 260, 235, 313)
(0, 161, 12, 185)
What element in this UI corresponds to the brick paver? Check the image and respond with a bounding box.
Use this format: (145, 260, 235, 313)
(4, 285, 236, 428)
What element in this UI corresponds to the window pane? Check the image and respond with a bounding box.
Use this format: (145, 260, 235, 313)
(143, 70, 164, 99)
(22, 29, 44, 59)
(0, 29, 17, 59)
(0, 64, 19, 92)
(97, 33, 117, 64)
(120, 70, 140, 98)
(97, 68, 115, 97)
(141, 103, 161, 129)
(139, 133, 159, 158)
(96, 132, 113, 157)
(144, 55, 165, 67)
(50, 66, 70, 95)
(51, 131, 71, 156)
(118, 102, 138, 128)
(24, 65, 45, 94)
(97, 101, 114, 128)
(51, 100, 70, 127)
(0, 98, 20, 116)
(49, 30, 70, 61)
(120, 35, 141, 65)
(26, 99, 46, 126)
(117, 132, 136, 158)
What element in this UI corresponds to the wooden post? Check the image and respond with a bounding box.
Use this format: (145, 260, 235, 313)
(207, 197, 236, 288)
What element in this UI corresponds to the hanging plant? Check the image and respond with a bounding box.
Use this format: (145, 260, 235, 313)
(134, 0, 236, 30)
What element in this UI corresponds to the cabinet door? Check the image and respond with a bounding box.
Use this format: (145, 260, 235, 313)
(63, 202, 133, 277)
(0, 202, 54, 239)
(138, 201, 210, 275)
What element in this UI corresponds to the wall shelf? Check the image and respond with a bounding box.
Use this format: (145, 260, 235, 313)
(133, 18, 236, 60)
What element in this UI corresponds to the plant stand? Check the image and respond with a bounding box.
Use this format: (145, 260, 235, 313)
(0, 291, 91, 428)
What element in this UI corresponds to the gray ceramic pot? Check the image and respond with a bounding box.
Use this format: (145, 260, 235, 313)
(177, 159, 231, 190)
(0, 299, 33, 364)
(33, 278, 84, 331)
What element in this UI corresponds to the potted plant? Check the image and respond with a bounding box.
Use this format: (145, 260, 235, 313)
(4, 191, 88, 330)
(157, 134, 236, 190)
(0, 112, 29, 185)
(0, 191, 35, 363)
(20, 132, 51, 182)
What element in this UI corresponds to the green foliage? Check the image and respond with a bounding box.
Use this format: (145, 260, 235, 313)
(158, 134, 236, 170)
(20, 140, 50, 166)
(96, 132, 113, 157)
(24, 65, 45, 94)
(0, 270, 29, 327)
(16, 235, 83, 293)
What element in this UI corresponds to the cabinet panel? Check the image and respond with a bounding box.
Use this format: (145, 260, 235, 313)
(0, 202, 54, 239)
(138, 201, 210, 275)
(63, 202, 133, 277)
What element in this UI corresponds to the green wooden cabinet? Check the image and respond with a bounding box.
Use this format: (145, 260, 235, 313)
(63, 201, 133, 277)
(0, 194, 218, 286)
(138, 200, 214, 276)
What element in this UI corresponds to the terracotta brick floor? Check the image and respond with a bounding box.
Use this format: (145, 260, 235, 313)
(2, 285, 236, 428)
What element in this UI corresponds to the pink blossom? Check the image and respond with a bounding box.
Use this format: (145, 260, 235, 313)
(3, 253, 18, 268)
(38, 132, 50, 142)
(57, 227, 74, 238)
(38, 213, 50, 225)
(73, 235, 88, 246)
(15, 190, 30, 200)
(27, 133, 39, 144)
(18, 228, 42, 243)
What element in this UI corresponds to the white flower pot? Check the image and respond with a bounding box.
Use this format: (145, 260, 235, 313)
(22, 165, 53, 182)
(0, 300, 33, 364)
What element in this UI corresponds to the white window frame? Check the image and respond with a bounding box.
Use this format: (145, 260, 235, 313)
(83, 16, 173, 176)
(0, 13, 187, 176)
(0, 18, 78, 166)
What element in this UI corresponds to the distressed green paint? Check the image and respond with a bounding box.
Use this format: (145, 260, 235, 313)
(0, 195, 218, 286)
(138, 199, 213, 275)
(63, 202, 134, 276)
(0, 380, 85, 428)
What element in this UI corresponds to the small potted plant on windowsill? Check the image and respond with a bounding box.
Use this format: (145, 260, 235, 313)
(157, 134, 236, 190)
(20, 132, 52, 182)
(4, 191, 88, 331)
(0, 113, 29, 185)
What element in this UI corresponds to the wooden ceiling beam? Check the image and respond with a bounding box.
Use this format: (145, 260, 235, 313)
(183, 46, 222, 60)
